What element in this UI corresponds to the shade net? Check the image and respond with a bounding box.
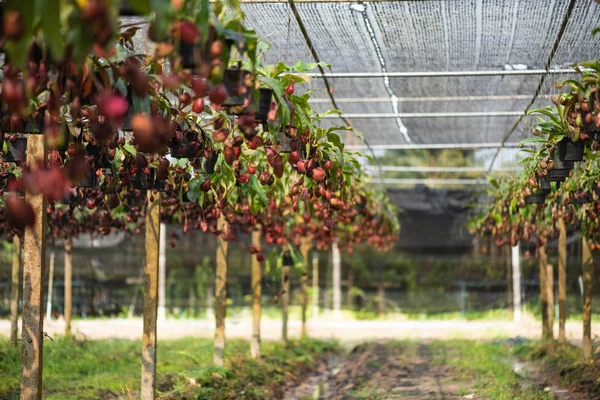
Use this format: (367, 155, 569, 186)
(241, 0, 600, 151)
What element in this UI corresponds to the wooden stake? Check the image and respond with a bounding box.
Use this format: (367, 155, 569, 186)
(141, 192, 161, 400)
(10, 236, 21, 346)
(582, 237, 593, 359)
(64, 236, 72, 338)
(281, 252, 291, 343)
(546, 264, 554, 339)
(539, 244, 549, 340)
(21, 134, 48, 400)
(250, 228, 262, 359)
(558, 218, 567, 342)
(300, 239, 311, 337)
(312, 251, 319, 321)
(214, 215, 228, 366)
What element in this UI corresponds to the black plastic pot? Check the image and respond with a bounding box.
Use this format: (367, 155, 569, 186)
(254, 88, 273, 121)
(119, 1, 148, 16)
(132, 170, 166, 191)
(4, 137, 28, 163)
(223, 68, 252, 109)
(538, 176, 551, 192)
(78, 170, 99, 188)
(558, 138, 584, 162)
(526, 193, 547, 204)
(176, 27, 224, 70)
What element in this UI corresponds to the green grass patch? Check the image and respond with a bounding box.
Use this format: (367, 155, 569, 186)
(0, 337, 339, 399)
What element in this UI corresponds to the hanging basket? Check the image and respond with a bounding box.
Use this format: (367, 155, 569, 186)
(537, 176, 552, 193)
(557, 138, 584, 162)
(254, 88, 273, 121)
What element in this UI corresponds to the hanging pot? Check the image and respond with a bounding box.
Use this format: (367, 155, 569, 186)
(254, 88, 273, 122)
(581, 92, 600, 135)
(222, 68, 252, 110)
(132, 169, 165, 191)
(176, 27, 226, 71)
(4, 136, 28, 163)
(537, 176, 552, 194)
(558, 138, 584, 162)
(525, 193, 547, 204)
(78, 170, 99, 188)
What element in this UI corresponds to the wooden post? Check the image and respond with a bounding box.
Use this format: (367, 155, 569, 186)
(547, 263, 554, 339)
(332, 241, 341, 318)
(582, 237, 593, 359)
(10, 236, 21, 346)
(21, 134, 48, 400)
(158, 223, 167, 321)
(511, 244, 521, 322)
(64, 236, 73, 338)
(141, 191, 161, 400)
(539, 244, 550, 340)
(45, 251, 55, 319)
(281, 252, 292, 343)
(378, 284, 385, 317)
(558, 218, 567, 342)
(250, 228, 262, 359)
(214, 216, 228, 366)
(300, 239, 311, 337)
(312, 251, 319, 321)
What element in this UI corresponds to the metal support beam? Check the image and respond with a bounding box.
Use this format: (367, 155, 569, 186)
(366, 165, 518, 173)
(309, 94, 551, 103)
(346, 142, 523, 150)
(323, 111, 523, 119)
(301, 68, 578, 79)
(375, 178, 490, 185)
(332, 241, 342, 319)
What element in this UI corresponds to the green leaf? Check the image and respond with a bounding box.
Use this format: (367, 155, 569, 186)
(42, 0, 65, 60)
(592, 27, 600, 37)
(125, 0, 151, 15)
(290, 60, 330, 73)
(122, 143, 137, 156)
(326, 133, 345, 151)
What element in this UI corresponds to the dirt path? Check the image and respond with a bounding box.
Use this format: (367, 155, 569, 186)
(286, 342, 467, 399)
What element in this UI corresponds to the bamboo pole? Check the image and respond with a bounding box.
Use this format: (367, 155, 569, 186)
(141, 192, 161, 400)
(547, 264, 554, 339)
(64, 236, 72, 337)
(582, 237, 593, 359)
(312, 251, 319, 321)
(539, 244, 550, 340)
(300, 239, 311, 337)
(46, 252, 55, 319)
(558, 218, 567, 342)
(21, 134, 48, 400)
(250, 228, 262, 359)
(214, 216, 228, 366)
(10, 236, 21, 346)
(281, 251, 292, 343)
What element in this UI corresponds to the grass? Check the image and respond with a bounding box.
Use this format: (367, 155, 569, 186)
(428, 340, 551, 400)
(512, 340, 600, 396)
(0, 336, 339, 399)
